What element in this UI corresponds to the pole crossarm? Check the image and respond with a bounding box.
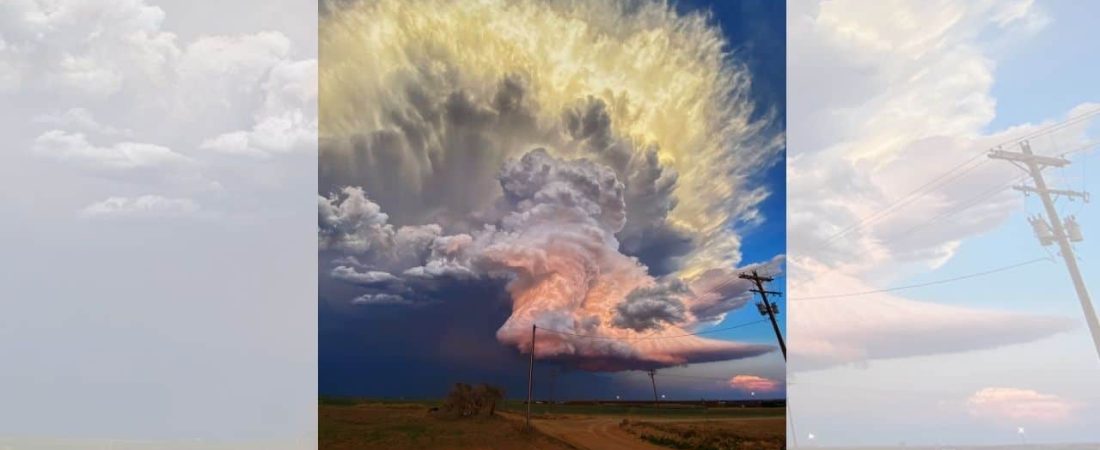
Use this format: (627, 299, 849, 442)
(1012, 185, 1090, 202)
(989, 140, 1100, 360)
(989, 149, 1071, 167)
(750, 289, 784, 296)
(739, 272, 774, 282)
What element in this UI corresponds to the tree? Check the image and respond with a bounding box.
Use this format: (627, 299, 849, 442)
(442, 382, 505, 417)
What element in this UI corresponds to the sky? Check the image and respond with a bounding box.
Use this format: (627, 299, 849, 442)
(318, 0, 788, 402)
(788, 0, 1100, 446)
(0, 0, 317, 446)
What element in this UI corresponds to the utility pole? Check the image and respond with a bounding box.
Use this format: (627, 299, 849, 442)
(526, 324, 536, 427)
(990, 141, 1100, 360)
(740, 270, 787, 360)
(740, 270, 795, 447)
(647, 369, 659, 407)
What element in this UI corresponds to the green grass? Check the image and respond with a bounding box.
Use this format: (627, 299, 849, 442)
(496, 400, 784, 419)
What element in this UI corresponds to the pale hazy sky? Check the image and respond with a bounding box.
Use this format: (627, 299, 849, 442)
(0, 0, 317, 443)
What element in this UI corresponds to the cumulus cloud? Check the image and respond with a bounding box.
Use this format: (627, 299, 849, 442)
(4, 0, 316, 220)
(728, 375, 781, 393)
(612, 281, 690, 332)
(200, 59, 318, 157)
(0, 0, 178, 96)
(320, 0, 783, 275)
(320, 149, 777, 370)
(80, 195, 200, 219)
(966, 387, 1079, 424)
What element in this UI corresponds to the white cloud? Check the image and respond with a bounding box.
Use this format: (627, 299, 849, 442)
(33, 130, 189, 171)
(31, 130, 217, 190)
(787, 0, 1085, 370)
(80, 195, 199, 219)
(966, 387, 1079, 423)
(199, 58, 316, 157)
(0, 0, 179, 96)
(351, 293, 413, 306)
(32, 108, 133, 137)
(4, 0, 316, 215)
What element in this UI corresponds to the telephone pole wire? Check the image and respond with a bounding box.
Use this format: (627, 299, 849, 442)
(990, 140, 1100, 360)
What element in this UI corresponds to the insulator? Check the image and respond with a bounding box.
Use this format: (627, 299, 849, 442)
(1029, 216, 1055, 246)
(1065, 216, 1084, 242)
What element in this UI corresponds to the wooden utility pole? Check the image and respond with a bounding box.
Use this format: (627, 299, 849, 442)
(740, 270, 787, 359)
(739, 269, 794, 447)
(526, 324, 536, 427)
(990, 141, 1100, 360)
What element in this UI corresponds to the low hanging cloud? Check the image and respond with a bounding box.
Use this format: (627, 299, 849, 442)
(79, 195, 200, 219)
(966, 387, 1079, 424)
(728, 375, 782, 393)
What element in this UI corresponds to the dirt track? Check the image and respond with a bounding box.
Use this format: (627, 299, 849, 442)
(499, 413, 664, 450)
(500, 412, 788, 450)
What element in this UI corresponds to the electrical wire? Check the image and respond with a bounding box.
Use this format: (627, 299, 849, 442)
(787, 257, 1051, 299)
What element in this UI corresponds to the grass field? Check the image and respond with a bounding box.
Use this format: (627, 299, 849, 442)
(320, 398, 787, 449)
(621, 419, 786, 450)
(318, 401, 573, 450)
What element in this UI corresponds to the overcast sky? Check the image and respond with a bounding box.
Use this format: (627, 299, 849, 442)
(0, 0, 317, 445)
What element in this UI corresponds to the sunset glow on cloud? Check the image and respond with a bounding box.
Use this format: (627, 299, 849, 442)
(728, 374, 781, 393)
(966, 387, 1079, 424)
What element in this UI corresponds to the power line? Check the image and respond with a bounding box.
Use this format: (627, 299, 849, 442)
(815, 107, 1100, 250)
(884, 172, 1030, 243)
(790, 256, 1053, 301)
(536, 318, 768, 341)
(818, 154, 989, 248)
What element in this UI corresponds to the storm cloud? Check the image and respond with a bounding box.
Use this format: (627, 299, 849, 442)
(318, 0, 784, 371)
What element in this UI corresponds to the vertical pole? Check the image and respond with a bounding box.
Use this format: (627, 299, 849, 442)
(1021, 142, 1100, 359)
(526, 324, 536, 428)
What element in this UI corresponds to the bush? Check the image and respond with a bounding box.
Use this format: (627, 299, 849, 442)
(441, 383, 505, 417)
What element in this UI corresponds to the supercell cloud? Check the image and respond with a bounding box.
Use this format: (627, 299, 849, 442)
(318, 0, 783, 371)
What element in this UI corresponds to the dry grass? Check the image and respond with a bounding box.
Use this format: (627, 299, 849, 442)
(319, 402, 574, 450)
(620, 418, 786, 450)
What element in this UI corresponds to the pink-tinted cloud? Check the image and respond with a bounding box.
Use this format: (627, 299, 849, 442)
(728, 375, 781, 393)
(966, 387, 1079, 423)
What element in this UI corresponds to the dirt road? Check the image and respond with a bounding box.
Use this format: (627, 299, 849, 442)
(499, 413, 665, 450)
